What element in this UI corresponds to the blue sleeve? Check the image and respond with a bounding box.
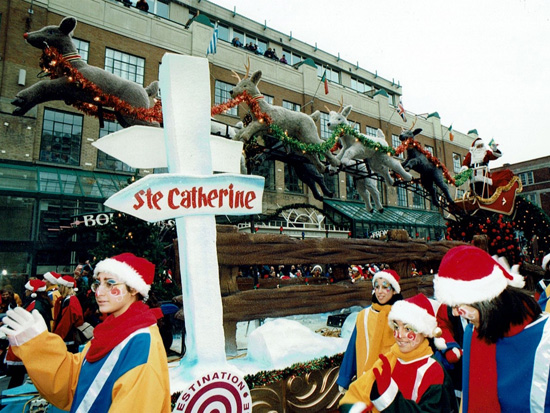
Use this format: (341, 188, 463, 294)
(538, 289, 549, 311)
(337, 327, 358, 389)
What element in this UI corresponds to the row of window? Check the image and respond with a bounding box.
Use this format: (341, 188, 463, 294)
(204, 16, 398, 105)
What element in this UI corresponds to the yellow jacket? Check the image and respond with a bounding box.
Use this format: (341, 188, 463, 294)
(12, 324, 170, 412)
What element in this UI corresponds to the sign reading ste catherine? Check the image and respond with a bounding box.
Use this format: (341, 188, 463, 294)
(105, 173, 263, 222)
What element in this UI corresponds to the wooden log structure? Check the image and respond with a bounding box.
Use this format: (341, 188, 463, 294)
(211, 225, 465, 355)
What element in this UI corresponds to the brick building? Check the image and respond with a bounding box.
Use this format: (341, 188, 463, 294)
(494, 156, 550, 216)
(0, 0, 474, 277)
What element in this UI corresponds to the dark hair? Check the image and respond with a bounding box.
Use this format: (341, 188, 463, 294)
(472, 286, 542, 344)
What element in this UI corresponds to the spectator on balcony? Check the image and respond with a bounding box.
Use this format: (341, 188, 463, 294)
(232, 37, 243, 47)
(279, 54, 288, 64)
(136, 0, 149, 12)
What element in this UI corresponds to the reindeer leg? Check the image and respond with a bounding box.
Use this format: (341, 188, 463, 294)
(12, 78, 73, 116)
(365, 178, 384, 212)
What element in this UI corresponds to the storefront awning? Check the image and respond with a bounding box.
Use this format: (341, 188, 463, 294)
(323, 199, 447, 238)
(0, 163, 131, 199)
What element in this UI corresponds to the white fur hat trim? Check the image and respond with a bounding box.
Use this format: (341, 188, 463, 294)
(94, 258, 150, 297)
(388, 300, 438, 337)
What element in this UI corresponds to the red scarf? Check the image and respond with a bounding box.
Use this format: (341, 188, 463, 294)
(86, 301, 159, 363)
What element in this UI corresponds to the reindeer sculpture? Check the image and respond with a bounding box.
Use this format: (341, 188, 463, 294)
(326, 104, 412, 186)
(12, 17, 159, 127)
(398, 127, 454, 207)
(230, 65, 340, 173)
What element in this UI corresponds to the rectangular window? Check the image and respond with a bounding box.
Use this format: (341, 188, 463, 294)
(72, 38, 89, 62)
(284, 164, 303, 194)
(214, 80, 237, 116)
(251, 159, 275, 191)
(217, 23, 230, 42)
(317, 65, 340, 84)
(0, 196, 35, 241)
(387, 94, 395, 106)
(324, 172, 340, 198)
(518, 171, 534, 186)
(425, 145, 434, 155)
(282, 100, 301, 112)
(129, 0, 169, 18)
(349, 121, 360, 132)
(452, 153, 462, 173)
(40, 108, 83, 166)
(283, 49, 304, 66)
(346, 174, 360, 201)
(351, 78, 371, 94)
(523, 193, 539, 206)
(104, 48, 145, 85)
(97, 121, 135, 172)
(320, 112, 331, 139)
(392, 135, 403, 158)
(412, 183, 425, 209)
(365, 126, 377, 137)
(397, 186, 408, 207)
(263, 94, 274, 105)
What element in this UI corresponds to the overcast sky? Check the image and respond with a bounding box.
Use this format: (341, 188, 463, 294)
(210, 0, 549, 167)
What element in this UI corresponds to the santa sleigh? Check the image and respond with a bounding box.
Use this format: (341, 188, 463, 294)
(454, 165, 523, 216)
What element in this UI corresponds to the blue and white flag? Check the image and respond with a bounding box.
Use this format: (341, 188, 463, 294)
(207, 23, 219, 55)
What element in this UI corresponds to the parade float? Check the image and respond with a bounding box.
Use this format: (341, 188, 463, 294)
(4, 15, 549, 412)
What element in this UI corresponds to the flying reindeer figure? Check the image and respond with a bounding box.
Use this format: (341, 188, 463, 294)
(230, 62, 340, 174)
(326, 104, 412, 186)
(12, 16, 159, 127)
(398, 125, 454, 207)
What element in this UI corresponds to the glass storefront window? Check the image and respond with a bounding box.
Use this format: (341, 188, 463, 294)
(0, 196, 35, 241)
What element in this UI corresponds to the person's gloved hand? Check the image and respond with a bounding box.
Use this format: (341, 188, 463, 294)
(338, 385, 347, 394)
(0, 307, 47, 346)
(445, 347, 463, 364)
(459, 165, 469, 173)
(349, 402, 373, 412)
(373, 354, 392, 395)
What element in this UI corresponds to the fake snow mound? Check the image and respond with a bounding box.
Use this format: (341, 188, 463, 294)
(229, 308, 360, 375)
(248, 319, 345, 369)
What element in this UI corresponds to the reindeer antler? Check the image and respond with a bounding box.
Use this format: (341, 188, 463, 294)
(231, 70, 242, 83)
(409, 116, 418, 130)
(231, 57, 252, 83)
(338, 96, 345, 113)
(244, 56, 251, 79)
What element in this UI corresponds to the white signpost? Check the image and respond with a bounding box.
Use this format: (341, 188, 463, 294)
(95, 54, 262, 411)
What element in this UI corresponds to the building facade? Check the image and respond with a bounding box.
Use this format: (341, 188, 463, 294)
(494, 156, 550, 216)
(0, 0, 474, 277)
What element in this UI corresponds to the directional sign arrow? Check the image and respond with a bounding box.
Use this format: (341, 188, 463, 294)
(104, 172, 264, 222)
(92, 126, 244, 173)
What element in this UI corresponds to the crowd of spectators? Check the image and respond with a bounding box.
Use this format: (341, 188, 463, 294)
(231, 37, 288, 64)
(238, 263, 392, 283)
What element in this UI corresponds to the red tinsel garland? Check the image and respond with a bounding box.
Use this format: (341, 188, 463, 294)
(39, 47, 163, 124)
(211, 90, 272, 125)
(395, 138, 456, 185)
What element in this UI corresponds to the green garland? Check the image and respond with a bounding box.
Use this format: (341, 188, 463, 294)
(451, 168, 473, 186)
(170, 353, 344, 409)
(265, 123, 395, 156)
(244, 353, 344, 389)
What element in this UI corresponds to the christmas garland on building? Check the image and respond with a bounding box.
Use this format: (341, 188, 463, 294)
(211, 94, 395, 156)
(395, 138, 456, 185)
(39, 47, 163, 124)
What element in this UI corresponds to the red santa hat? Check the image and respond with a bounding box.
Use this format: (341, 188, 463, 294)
(43, 271, 61, 284)
(25, 279, 47, 298)
(434, 245, 525, 306)
(388, 294, 444, 348)
(471, 137, 483, 147)
(58, 275, 77, 289)
(93, 253, 155, 298)
(372, 269, 401, 293)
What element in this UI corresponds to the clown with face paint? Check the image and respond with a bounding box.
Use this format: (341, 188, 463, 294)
(0, 253, 171, 412)
(337, 269, 403, 391)
(339, 294, 458, 412)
